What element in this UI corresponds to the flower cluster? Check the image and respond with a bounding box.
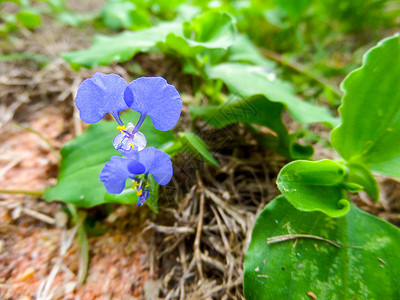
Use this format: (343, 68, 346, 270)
(75, 73, 182, 206)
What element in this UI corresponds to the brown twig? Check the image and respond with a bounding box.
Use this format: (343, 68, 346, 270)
(267, 234, 341, 248)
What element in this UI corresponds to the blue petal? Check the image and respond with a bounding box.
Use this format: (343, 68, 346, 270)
(118, 147, 139, 158)
(124, 77, 182, 131)
(75, 73, 129, 124)
(129, 160, 146, 174)
(99, 156, 132, 194)
(99, 156, 145, 194)
(128, 147, 173, 185)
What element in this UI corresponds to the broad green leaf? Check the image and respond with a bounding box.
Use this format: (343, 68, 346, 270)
(16, 10, 41, 29)
(277, 160, 350, 217)
(164, 11, 236, 57)
(62, 12, 235, 69)
(190, 95, 313, 159)
(44, 110, 175, 210)
(226, 34, 276, 68)
(62, 22, 182, 69)
(331, 35, 400, 177)
(177, 132, 220, 167)
(244, 196, 400, 299)
(205, 62, 339, 127)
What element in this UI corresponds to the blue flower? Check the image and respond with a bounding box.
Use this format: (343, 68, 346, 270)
(75, 73, 128, 126)
(75, 74, 182, 153)
(124, 77, 182, 131)
(75, 73, 181, 206)
(99, 147, 173, 205)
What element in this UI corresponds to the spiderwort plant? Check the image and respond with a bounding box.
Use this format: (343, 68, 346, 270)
(75, 72, 182, 206)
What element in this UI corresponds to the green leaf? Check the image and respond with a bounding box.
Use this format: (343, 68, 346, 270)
(205, 62, 339, 127)
(44, 110, 175, 209)
(273, 0, 312, 17)
(62, 21, 182, 69)
(190, 95, 313, 159)
(345, 161, 379, 202)
(164, 11, 236, 57)
(277, 160, 350, 217)
(56, 11, 98, 27)
(226, 34, 276, 68)
(101, 0, 150, 30)
(244, 196, 400, 299)
(16, 10, 41, 29)
(102, 0, 136, 29)
(177, 132, 220, 167)
(331, 35, 400, 177)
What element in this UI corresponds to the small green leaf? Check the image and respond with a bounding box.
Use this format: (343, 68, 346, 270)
(331, 35, 400, 177)
(190, 95, 313, 159)
(244, 196, 400, 299)
(205, 62, 339, 127)
(165, 11, 236, 57)
(277, 160, 350, 217)
(44, 111, 175, 209)
(177, 132, 220, 167)
(101, 0, 150, 30)
(16, 10, 41, 29)
(62, 22, 182, 69)
(57, 11, 97, 27)
(102, 0, 136, 29)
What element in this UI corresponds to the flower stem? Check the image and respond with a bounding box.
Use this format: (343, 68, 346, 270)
(112, 112, 124, 126)
(132, 114, 147, 134)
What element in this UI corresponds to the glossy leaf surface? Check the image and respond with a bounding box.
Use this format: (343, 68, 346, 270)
(165, 11, 236, 57)
(331, 35, 400, 177)
(205, 62, 339, 127)
(244, 196, 400, 299)
(277, 160, 350, 217)
(62, 22, 182, 69)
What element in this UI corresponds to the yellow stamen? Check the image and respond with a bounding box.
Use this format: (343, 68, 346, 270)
(116, 125, 126, 133)
(145, 182, 150, 188)
(132, 181, 139, 189)
(129, 143, 134, 149)
(137, 189, 143, 196)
